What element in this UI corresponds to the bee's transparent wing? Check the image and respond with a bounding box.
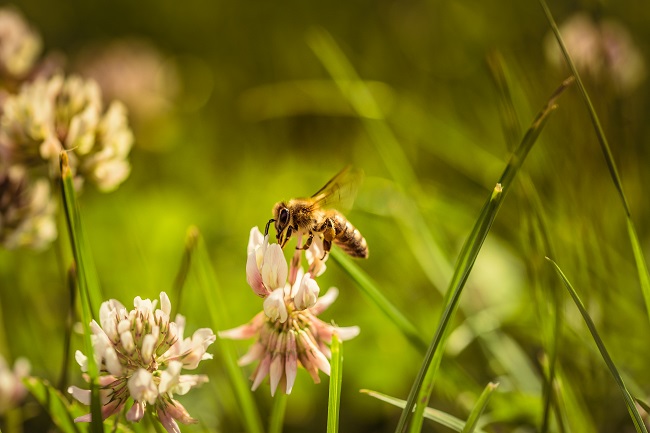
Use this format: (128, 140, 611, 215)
(310, 166, 364, 212)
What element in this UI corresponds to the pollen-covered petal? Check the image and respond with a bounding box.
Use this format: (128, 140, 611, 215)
(74, 350, 88, 372)
(126, 401, 145, 422)
(141, 334, 156, 363)
(310, 287, 339, 315)
(261, 244, 288, 290)
(263, 288, 288, 323)
(293, 273, 320, 311)
(120, 330, 135, 353)
(104, 346, 123, 376)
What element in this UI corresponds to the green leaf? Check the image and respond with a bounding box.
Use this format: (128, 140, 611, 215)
(361, 389, 489, 433)
(23, 377, 82, 433)
(189, 226, 265, 433)
(461, 382, 498, 433)
(546, 257, 648, 433)
(59, 151, 103, 433)
(327, 334, 343, 433)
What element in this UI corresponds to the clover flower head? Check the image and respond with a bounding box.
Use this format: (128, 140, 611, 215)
(0, 355, 30, 414)
(0, 166, 57, 249)
(0, 73, 134, 191)
(544, 13, 646, 94)
(0, 7, 42, 78)
(69, 292, 215, 433)
(222, 226, 359, 396)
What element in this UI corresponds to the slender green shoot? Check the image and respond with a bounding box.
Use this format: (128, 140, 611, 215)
(538, 0, 650, 329)
(397, 77, 573, 433)
(268, 393, 288, 433)
(170, 229, 195, 318)
(57, 265, 77, 391)
(327, 334, 343, 433)
(461, 382, 499, 433)
(190, 226, 265, 433)
(546, 257, 648, 433)
(59, 151, 103, 433)
(361, 389, 488, 433)
(330, 250, 427, 354)
(24, 377, 81, 433)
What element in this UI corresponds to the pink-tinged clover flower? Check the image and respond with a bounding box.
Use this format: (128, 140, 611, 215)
(69, 292, 215, 433)
(222, 227, 359, 396)
(0, 355, 30, 414)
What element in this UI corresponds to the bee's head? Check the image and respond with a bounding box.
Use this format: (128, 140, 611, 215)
(271, 202, 292, 247)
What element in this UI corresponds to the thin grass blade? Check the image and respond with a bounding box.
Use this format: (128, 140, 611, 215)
(24, 377, 81, 433)
(397, 78, 573, 433)
(361, 389, 489, 433)
(546, 257, 648, 433)
(189, 226, 265, 433)
(327, 334, 343, 433)
(59, 151, 103, 433)
(538, 0, 650, 330)
(461, 382, 498, 433)
(330, 250, 427, 354)
(268, 393, 288, 433)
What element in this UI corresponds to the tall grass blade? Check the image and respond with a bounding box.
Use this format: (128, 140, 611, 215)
(538, 0, 650, 329)
(327, 334, 343, 433)
(59, 151, 103, 433)
(397, 78, 573, 433)
(170, 230, 194, 318)
(461, 382, 498, 433)
(268, 393, 288, 433)
(330, 250, 427, 354)
(361, 389, 488, 433)
(546, 257, 648, 433)
(24, 377, 81, 433)
(57, 265, 77, 391)
(189, 226, 265, 433)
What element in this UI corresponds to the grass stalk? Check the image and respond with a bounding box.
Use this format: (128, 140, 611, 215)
(547, 258, 648, 433)
(268, 393, 288, 433)
(461, 382, 498, 433)
(327, 334, 343, 433)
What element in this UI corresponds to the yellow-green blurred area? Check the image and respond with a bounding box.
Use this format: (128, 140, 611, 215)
(2, 0, 650, 432)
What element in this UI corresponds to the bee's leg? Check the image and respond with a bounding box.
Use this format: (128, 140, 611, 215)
(321, 219, 336, 259)
(264, 219, 275, 236)
(296, 232, 313, 250)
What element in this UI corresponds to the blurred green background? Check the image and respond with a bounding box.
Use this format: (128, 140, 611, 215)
(1, 0, 650, 432)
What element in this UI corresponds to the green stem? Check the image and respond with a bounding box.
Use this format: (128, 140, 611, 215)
(269, 393, 289, 433)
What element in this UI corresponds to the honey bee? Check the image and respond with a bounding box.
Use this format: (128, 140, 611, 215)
(265, 166, 368, 259)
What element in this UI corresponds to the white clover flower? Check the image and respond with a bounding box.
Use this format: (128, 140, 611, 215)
(221, 226, 359, 396)
(0, 355, 30, 414)
(0, 166, 57, 249)
(544, 13, 646, 94)
(69, 292, 215, 433)
(0, 7, 42, 78)
(0, 73, 134, 191)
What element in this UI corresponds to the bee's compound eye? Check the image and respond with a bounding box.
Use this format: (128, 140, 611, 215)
(279, 208, 290, 226)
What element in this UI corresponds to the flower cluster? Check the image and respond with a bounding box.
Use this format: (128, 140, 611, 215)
(220, 227, 359, 396)
(0, 355, 30, 415)
(544, 13, 646, 94)
(69, 292, 216, 433)
(0, 6, 135, 249)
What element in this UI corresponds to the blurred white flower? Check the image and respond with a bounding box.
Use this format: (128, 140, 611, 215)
(0, 73, 134, 191)
(0, 355, 30, 414)
(544, 13, 646, 94)
(76, 39, 179, 122)
(221, 226, 359, 396)
(0, 7, 42, 78)
(69, 292, 215, 433)
(0, 166, 57, 249)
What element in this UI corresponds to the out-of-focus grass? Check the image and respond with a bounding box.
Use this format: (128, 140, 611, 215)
(1, 0, 650, 432)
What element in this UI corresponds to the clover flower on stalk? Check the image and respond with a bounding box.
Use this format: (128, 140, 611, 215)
(0, 355, 30, 415)
(220, 227, 359, 396)
(0, 7, 42, 79)
(0, 73, 134, 191)
(69, 292, 216, 433)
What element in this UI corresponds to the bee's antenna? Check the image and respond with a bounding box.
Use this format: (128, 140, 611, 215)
(264, 219, 275, 236)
